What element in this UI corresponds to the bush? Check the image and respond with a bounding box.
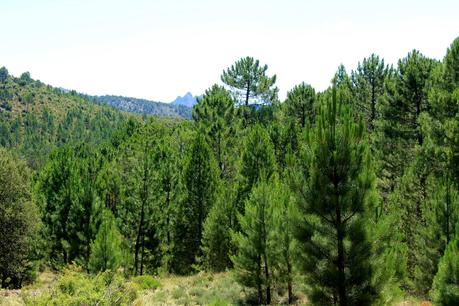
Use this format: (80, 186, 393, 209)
(131, 274, 161, 290)
(24, 265, 138, 306)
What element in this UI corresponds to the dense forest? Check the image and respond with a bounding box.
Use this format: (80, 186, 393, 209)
(1, 37, 459, 305)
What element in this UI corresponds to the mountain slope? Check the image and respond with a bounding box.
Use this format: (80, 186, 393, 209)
(0, 69, 136, 168)
(94, 95, 192, 118)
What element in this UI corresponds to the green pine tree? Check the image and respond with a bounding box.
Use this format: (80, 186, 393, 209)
(430, 224, 459, 305)
(200, 187, 235, 272)
(293, 87, 378, 305)
(237, 124, 276, 213)
(270, 180, 298, 304)
(284, 82, 316, 128)
(351, 54, 391, 131)
(173, 133, 217, 273)
(193, 84, 238, 179)
(88, 209, 123, 273)
(415, 176, 459, 294)
(231, 180, 276, 305)
(221, 57, 278, 125)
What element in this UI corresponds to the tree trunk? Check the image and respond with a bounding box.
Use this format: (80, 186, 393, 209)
(135, 147, 148, 275)
(336, 201, 347, 306)
(446, 180, 451, 244)
(245, 81, 250, 107)
(301, 104, 306, 128)
(257, 255, 263, 305)
(287, 260, 293, 304)
(264, 253, 271, 304)
(134, 200, 145, 275)
(370, 81, 376, 130)
(140, 230, 145, 275)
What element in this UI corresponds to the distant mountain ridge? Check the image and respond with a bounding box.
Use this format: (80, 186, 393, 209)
(93, 95, 192, 119)
(171, 92, 198, 107)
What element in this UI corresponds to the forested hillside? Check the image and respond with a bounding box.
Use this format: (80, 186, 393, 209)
(94, 95, 192, 118)
(0, 69, 139, 168)
(1, 37, 459, 306)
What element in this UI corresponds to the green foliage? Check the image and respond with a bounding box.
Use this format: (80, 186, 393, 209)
(269, 180, 298, 304)
(431, 226, 459, 306)
(0, 66, 8, 83)
(381, 49, 438, 147)
(193, 84, 238, 178)
(237, 124, 276, 213)
(89, 209, 123, 273)
(113, 122, 166, 275)
(24, 266, 138, 306)
(201, 188, 234, 272)
(443, 37, 459, 90)
(0, 69, 133, 169)
(268, 119, 300, 173)
(414, 176, 459, 294)
(18, 71, 32, 86)
(284, 82, 316, 128)
(152, 133, 183, 273)
(172, 133, 218, 274)
(221, 56, 278, 106)
(131, 274, 161, 290)
(0, 149, 40, 288)
(231, 180, 276, 305)
(35, 144, 105, 267)
(351, 54, 391, 130)
(4, 36, 459, 302)
(293, 88, 378, 305)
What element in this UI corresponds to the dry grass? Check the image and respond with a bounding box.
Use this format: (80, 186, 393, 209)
(0, 270, 434, 305)
(0, 269, 59, 306)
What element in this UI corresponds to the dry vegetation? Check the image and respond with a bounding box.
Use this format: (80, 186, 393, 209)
(0, 270, 436, 306)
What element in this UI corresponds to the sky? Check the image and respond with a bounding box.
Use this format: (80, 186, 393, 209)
(1, 0, 458, 102)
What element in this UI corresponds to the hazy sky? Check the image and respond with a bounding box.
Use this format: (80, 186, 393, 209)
(1, 0, 458, 102)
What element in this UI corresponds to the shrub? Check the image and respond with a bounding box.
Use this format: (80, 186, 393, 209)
(131, 275, 161, 290)
(24, 265, 137, 306)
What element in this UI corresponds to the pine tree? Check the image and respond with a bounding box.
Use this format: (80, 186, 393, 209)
(221, 57, 278, 125)
(200, 187, 234, 272)
(269, 119, 300, 173)
(88, 209, 123, 273)
(231, 180, 275, 305)
(114, 122, 165, 275)
(415, 176, 459, 294)
(284, 82, 316, 128)
(153, 134, 182, 273)
(351, 54, 391, 130)
(380, 50, 437, 158)
(174, 133, 217, 273)
(193, 84, 238, 179)
(270, 180, 298, 304)
(293, 87, 378, 305)
(442, 37, 459, 91)
(0, 66, 8, 84)
(430, 225, 459, 305)
(237, 124, 276, 213)
(221, 57, 278, 107)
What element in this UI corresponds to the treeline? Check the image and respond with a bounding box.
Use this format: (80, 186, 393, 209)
(1, 37, 459, 305)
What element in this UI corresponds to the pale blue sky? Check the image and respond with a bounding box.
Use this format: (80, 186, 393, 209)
(1, 0, 458, 101)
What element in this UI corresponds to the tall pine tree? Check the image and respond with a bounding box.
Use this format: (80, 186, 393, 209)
(293, 87, 377, 305)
